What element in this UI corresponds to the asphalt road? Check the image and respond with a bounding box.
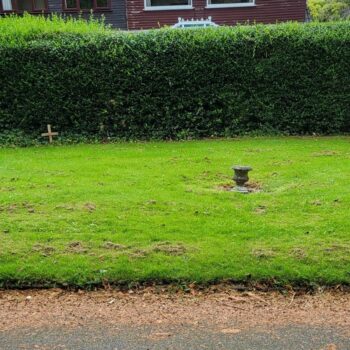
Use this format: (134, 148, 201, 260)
(1, 324, 349, 350)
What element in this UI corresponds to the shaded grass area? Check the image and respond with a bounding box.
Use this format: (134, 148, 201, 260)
(0, 138, 350, 287)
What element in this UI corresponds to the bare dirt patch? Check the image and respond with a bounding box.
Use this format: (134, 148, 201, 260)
(152, 242, 187, 256)
(84, 202, 96, 212)
(216, 183, 234, 191)
(251, 248, 276, 259)
(129, 249, 149, 259)
(101, 242, 127, 250)
(54, 204, 75, 211)
(67, 241, 87, 254)
(216, 182, 262, 193)
(290, 248, 308, 260)
(0, 288, 349, 333)
(254, 205, 267, 214)
(32, 244, 56, 257)
(323, 244, 350, 254)
(127, 243, 188, 258)
(312, 150, 340, 157)
(0, 202, 36, 214)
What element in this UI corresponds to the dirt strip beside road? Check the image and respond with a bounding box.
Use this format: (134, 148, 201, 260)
(1, 287, 350, 333)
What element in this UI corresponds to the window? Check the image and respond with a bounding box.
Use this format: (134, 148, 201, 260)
(0, 0, 47, 12)
(1, 0, 14, 11)
(206, 0, 254, 8)
(18, 0, 33, 10)
(145, 0, 192, 11)
(64, 0, 110, 11)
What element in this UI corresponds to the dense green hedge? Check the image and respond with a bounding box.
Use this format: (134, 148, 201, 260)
(0, 20, 349, 142)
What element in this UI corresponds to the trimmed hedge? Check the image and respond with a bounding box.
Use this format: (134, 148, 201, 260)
(0, 20, 350, 141)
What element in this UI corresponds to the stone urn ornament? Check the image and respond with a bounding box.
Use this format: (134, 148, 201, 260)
(232, 166, 252, 193)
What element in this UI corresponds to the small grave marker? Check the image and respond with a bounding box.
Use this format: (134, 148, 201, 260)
(41, 124, 58, 143)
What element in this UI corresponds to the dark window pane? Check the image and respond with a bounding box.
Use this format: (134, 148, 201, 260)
(17, 0, 32, 11)
(96, 0, 108, 7)
(149, 0, 189, 6)
(34, 0, 45, 10)
(65, 0, 76, 8)
(79, 0, 93, 9)
(210, 0, 253, 4)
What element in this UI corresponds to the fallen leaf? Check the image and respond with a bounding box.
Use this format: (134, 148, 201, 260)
(325, 344, 337, 350)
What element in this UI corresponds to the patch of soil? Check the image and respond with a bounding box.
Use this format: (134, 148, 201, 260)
(145, 200, 157, 205)
(32, 244, 56, 257)
(101, 242, 127, 250)
(312, 150, 339, 157)
(254, 205, 267, 214)
(67, 241, 87, 253)
(129, 249, 149, 259)
(0, 288, 349, 333)
(0, 202, 35, 214)
(84, 203, 96, 212)
(290, 248, 308, 260)
(245, 148, 264, 153)
(0, 204, 17, 213)
(216, 183, 234, 191)
(1, 187, 15, 192)
(199, 171, 212, 179)
(152, 242, 187, 256)
(55, 204, 75, 211)
(216, 181, 262, 193)
(323, 244, 350, 254)
(247, 181, 262, 191)
(251, 248, 275, 259)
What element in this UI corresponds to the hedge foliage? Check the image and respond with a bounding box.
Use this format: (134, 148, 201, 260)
(0, 19, 349, 141)
(308, 0, 350, 22)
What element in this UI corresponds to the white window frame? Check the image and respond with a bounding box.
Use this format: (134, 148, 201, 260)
(144, 0, 192, 11)
(206, 0, 255, 9)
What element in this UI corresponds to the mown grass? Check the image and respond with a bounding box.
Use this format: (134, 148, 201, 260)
(0, 138, 350, 287)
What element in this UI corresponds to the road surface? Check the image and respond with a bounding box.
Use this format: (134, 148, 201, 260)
(0, 287, 349, 349)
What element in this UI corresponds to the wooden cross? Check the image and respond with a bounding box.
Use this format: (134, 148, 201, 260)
(41, 124, 58, 143)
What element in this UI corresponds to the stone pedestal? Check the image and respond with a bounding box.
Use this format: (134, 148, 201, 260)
(232, 166, 252, 193)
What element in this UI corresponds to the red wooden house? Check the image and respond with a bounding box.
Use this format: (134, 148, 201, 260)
(127, 0, 307, 30)
(0, 0, 306, 29)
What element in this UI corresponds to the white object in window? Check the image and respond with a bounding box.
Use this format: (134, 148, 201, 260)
(2, 0, 13, 10)
(172, 17, 219, 28)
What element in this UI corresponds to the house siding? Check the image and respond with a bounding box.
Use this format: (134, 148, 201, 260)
(48, 0, 127, 28)
(127, 0, 306, 30)
(0, 0, 128, 29)
(1, 0, 306, 30)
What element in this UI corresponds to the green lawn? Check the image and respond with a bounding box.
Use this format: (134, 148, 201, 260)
(1, 138, 350, 287)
